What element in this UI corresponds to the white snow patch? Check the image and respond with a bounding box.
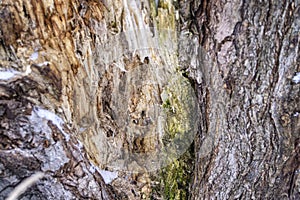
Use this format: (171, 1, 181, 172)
(33, 107, 70, 141)
(29, 51, 39, 61)
(0, 70, 20, 80)
(25, 65, 32, 75)
(0, 66, 33, 80)
(89, 164, 118, 184)
(75, 140, 84, 149)
(293, 112, 299, 117)
(89, 165, 96, 173)
(292, 72, 300, 84)
(42, 141, 70, 171)
(79, 127, 87, 133)
(112, 62, 127, 72)
(36, 61, 50, 67)
(98, 170, 118, 184)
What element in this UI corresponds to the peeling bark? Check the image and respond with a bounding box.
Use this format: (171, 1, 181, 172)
(0, 86, 116, 199)
(0, 0, 117, 199)
(0, 0, 299, 199)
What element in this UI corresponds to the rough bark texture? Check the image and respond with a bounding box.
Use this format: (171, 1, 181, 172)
(0, 0, 123, 198)
(0, 0, 187, 199)
(187, 0, 300, 199)
(0, 0, 299, 199)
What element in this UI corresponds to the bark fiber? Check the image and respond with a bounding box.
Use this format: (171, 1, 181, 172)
(0, 0, 299, 199)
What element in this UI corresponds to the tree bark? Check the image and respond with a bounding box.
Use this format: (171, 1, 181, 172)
(0, 0, 118, 199)
(0, 0, 299, 199)
(187, 0, 300, 199)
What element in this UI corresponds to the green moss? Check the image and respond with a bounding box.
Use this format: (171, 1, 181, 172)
(150, 0, 177, 32)
(150, 147, 194, 200)
(162, 98, 171, 110)
(161, 75, 195, 144)
(150, 74, 197, 199)
(160, 147, 194, 200)
(147, 2, 196, 198)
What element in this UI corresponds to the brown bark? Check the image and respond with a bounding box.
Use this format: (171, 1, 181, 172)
(0, 0, 299, 199)
(0, 0, 117, 199)
(0, 0, 181, 199)
(187, 0, 300, 199)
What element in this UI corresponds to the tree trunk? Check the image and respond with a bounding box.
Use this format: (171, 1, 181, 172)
(188, 0, 300, 199)
(0, 0, 299, 199)
(0, 0, 125, 198)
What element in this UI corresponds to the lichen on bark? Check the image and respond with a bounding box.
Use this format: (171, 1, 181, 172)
(2, 0, 298, 199)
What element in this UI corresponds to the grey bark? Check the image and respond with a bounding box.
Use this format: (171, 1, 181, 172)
(0, 97, 115, 199)
(0, 0, 118, 199)
(0, 0, 299, 199)
(186, 0, 300, 199)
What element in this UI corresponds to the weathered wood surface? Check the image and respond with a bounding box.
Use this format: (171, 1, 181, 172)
(0, 0, 118, 199)
(187, 0, 300, 199)
(0, 0, 299, 199)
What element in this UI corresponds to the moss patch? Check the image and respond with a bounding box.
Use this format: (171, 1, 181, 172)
(160, 147, 194, 200)
(150, 74, 197, 199)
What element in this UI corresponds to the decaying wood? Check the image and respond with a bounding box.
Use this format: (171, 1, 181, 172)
(0, 0, 118, 199)
(0, 0, 299, 199)
(0, 84, 116, 200)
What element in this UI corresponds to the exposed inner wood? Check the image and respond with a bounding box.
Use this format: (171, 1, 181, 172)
(0, 0, 299, 199)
